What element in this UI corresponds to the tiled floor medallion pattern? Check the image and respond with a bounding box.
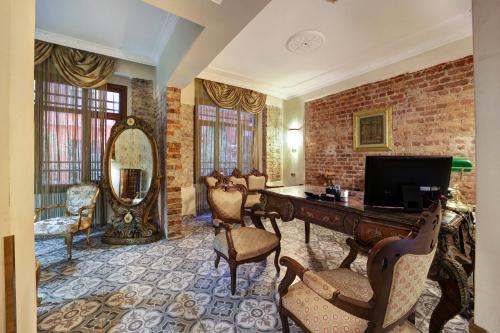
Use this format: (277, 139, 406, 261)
(37, 214, 468, 332)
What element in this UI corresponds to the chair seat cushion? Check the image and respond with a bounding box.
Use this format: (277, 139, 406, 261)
(35, 216, 91, 237)
(244, 193, 261, 208)
(282, 269, 417, 333)
(213, 227, 279, 261)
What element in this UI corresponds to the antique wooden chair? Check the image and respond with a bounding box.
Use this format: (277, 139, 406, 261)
(229, 168, 280, 230)
(204, 169, 227, 188)
(278, 202, 442, 333)
(34, 183, 100, 260)
(208, 183, 282, 295)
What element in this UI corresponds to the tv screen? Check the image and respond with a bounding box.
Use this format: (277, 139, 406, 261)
(363, 156, 452, 210)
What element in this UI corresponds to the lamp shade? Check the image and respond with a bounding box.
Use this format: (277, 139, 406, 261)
(451, 157, 473, 173)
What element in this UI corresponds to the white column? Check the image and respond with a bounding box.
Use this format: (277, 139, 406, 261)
(473, 0, 500, 331)
(0, 0, 37, 332)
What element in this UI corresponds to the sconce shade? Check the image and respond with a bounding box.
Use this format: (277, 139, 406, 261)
(451, 157, 473, 173)
(287, 128, 301, 152)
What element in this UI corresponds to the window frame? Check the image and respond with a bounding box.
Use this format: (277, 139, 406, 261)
(37, 83, 127, 191)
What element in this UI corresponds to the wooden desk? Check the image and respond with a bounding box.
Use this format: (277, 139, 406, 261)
(262, 185, 474, 333)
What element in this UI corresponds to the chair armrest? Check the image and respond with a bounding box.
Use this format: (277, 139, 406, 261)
(77, 204, 96, 216)
(302, 270, 340, 301)
(34, 204, 65, 222)
(213, 219, 237, 259)
(278, 256, 307, 296)
(279, 256, 373, 320)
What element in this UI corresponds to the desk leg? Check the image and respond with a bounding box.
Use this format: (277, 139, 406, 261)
(251, 215, 265, 230)
(304, 221, 310, 243)
(429, 256, 469, 333)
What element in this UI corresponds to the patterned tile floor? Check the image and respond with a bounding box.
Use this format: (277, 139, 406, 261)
(36, 214, 469, 332)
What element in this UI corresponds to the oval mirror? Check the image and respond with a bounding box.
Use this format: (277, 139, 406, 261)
(109, 128, 153, 205)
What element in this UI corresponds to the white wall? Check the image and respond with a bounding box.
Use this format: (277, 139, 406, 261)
(0, 0, 37, 331)
(281, 37, 473, 186)
(473, 0, 500, 331)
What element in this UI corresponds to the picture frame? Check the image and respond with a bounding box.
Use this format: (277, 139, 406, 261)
(353, 107, 393, 152)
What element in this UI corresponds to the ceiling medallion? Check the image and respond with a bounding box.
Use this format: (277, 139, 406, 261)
(286, 30, 325, 54)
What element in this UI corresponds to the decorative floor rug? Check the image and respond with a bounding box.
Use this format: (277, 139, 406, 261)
(36, 214, 468, 332)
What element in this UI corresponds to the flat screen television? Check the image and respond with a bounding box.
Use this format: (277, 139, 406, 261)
(363, 156, 452, 211)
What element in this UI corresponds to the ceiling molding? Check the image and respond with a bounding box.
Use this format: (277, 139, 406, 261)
(151, 15, 179, 64)
(201, 11, 472, 100)
(35, 29, 156, 66)
(198, 66, 289, 99)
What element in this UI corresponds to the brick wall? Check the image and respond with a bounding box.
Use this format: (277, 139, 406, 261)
(156, 87, 167, 233)
(179, 104, 194, 188)
(131, 79, 156, 126)
(263, 105, 283, 181)
(305, 56, 475, 201)
(166, 87, 183, 238)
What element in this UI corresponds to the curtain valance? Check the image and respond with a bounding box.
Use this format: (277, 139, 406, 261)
(202, 79, 267, 114)
(34, 40, 116, 88)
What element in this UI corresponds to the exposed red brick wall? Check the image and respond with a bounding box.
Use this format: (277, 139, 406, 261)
(305, 56, 475, 202)
(166, 87, 183, 237)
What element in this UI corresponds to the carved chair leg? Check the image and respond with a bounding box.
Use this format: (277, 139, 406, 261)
(279, 308, 290, 333)
(65, 233, 73, 260)
(274, 246, 281, 275)
(86, 228, 91, 246)
(215, 253, 221, 268)
(230, 263, 237, 295)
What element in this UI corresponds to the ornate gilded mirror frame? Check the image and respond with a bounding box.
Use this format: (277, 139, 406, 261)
(101, 116, 162, 244)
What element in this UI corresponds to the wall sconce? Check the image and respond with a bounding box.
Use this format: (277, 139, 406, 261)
(287, 127, 302, 153)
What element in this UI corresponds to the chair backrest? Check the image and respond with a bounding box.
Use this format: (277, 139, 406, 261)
(207, 183, 247, 223)
(367, 202, 442, 331)
(205, 170, 226, 188)
(229, 168, 248, 188)
(65, 183, 99, 216)
(246, 169, 268, 191)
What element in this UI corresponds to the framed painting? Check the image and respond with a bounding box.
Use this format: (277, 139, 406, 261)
(353, 107, 393, 152)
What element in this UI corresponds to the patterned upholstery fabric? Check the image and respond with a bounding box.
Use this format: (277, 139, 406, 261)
(248, 175, 266, 191)
(282, 269, 417, 333)
(383, 247, 437, 327)
(244, 194, 262, 208)
(316, 269, 373, 301)
(205, 176, 218, 187)
(303, 271, 339, 300)
(229, 176, 247, 188)
(65, 184, 98, 216)
(34, 216, 79, 236)
(210, 188, 243, 220)
(213, 227, 279, 260)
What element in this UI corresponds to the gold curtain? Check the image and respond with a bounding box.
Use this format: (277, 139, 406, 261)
(202, 79, 267, 114)
(34, 44, 110, 226)
(195, 79, 261, 212)
(34, 40, 116, 88)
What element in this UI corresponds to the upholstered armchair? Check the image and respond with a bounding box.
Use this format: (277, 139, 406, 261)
(278, 202, 442, 333)
(205, 169, 227, 188)
(208, 183, 282, 295)
(34, 183, 100, 260)
(228, 168, 280, 230)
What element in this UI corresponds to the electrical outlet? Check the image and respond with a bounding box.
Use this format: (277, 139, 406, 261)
(291, 173, 296, 177)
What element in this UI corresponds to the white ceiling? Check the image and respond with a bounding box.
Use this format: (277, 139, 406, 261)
(36, 0, 179, 65)
(200, 0, 473, 99)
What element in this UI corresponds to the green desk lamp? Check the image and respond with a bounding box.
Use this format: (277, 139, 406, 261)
(449, 157, 473, 209)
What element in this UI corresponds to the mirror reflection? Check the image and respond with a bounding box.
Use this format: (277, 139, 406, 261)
(110, 128, 153, 205)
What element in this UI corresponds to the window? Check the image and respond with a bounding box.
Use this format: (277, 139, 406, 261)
(37, 82, 126, 187)
(197, 104, 257, 178)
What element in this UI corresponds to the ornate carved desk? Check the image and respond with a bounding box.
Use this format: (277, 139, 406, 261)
(262, 185, 474, 333)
